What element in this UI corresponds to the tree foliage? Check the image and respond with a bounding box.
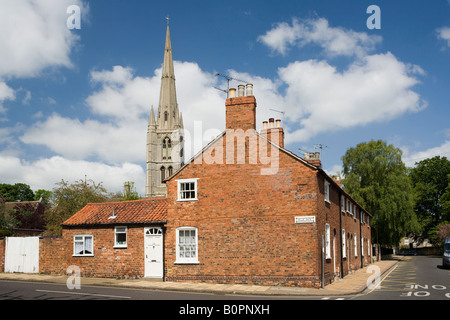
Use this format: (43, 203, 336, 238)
(342, 140, 419, 246)
(0, 183, 35, 202)
(45, 179, 111, 235)
(409, 156, 450, 245)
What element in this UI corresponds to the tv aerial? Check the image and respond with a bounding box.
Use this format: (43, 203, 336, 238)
(214, 73, 249, 98)
(314, 144, 328, 151)
(269, 108, 285, 120)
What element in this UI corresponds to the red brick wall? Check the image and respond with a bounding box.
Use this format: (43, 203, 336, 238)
(165, 126, 371, 287)
(39, 226, 147, 279)
(166, 132, 326, 287)
(225, 96, 257, 131)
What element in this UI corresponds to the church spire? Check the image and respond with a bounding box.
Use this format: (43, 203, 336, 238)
(157, 21, 180, 129)
(146, 20, 185, 198)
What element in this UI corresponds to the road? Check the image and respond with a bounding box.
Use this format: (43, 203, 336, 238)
(352, 255, 450, 300)
(1, 256, 448, 302)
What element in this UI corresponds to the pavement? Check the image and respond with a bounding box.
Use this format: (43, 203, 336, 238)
(0, 258, 401, 297)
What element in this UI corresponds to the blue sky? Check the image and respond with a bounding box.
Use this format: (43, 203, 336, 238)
(0, 0, 449, 195)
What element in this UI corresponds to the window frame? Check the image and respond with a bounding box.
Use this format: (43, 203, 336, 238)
(175, 227, 199, 264)
(325, 223, 331, 260)
(342, 229, 347, 258)
(324, 180, 330, 203)
(73, 235, 94, 257)
(176, 178, 199, 201)
(114, 226, 127, 248)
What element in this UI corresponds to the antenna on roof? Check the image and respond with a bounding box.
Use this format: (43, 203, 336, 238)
(214, 73, 249, 98)
(269, 108, 285, 120)
(314, 144, 328, 151)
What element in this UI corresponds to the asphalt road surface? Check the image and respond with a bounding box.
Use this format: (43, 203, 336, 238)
(352, 255, 450, 300)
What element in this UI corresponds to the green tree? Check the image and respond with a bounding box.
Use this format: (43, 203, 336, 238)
(34, 189, 53, 206)
(409, 157, 450, 245)
(122, 181, 140, 201)
(45, 179, 110, 235)
(439, 174, 450, 223)
(342, 140, 419, 247)
(0, 183, 35, 201)
(0, 202, 18, 236)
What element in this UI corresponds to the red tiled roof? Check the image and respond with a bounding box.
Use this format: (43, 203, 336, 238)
(62, 198, 167, 227)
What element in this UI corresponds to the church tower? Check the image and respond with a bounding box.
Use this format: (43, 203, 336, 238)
(146, 22, 184, 198)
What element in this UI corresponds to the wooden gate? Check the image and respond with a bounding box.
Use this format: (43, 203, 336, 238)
(4, 237, 39, 273)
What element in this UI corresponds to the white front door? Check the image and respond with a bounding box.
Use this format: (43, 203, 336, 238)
(144, 227, 163, 278)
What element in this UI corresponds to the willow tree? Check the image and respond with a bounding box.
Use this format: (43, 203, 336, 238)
(342, 140, 419, 247)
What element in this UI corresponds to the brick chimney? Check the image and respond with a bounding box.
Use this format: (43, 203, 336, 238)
(226, 84, 256, 131)
(304, 152, 321, 168)
(260, 118, 285, 148)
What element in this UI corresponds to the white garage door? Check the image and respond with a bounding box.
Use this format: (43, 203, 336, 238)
(4, 237, 39, 273)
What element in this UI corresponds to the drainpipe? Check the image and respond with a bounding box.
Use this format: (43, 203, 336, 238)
(360, 212, 363, 268)
(339, 193, 344, 279)
(321, 234, 325, 288)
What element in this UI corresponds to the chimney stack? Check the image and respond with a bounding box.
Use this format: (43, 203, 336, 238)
(260, 118, 284, 148)
(304, 152, 321, 168)
(225, 84, 256, 130)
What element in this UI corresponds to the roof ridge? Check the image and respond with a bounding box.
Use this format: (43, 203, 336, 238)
(86, 197, 167, 206)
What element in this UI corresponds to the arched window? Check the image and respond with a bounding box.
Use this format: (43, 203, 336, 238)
(160, 166, 166, 184)
(164, 111, 168, 122)
(162, 137, 172, 160)
(168, 166, 173, 177)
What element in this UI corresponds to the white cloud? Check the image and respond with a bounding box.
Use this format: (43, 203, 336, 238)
(257, 19, 303, 55)
(258, 17, 381, 58)
(0, 155, 145, 194)
(257, 17, 426, 144)
(403, 140, 450, 167)
(437, 26, 450, 47)
(0, 81, 15, 113)
(20, 61, 225, 163)
(20, 113, 147, 163)
(0, 0, 88, 79)
(87, 65, 155, 122)
(279, 52, 426, 143)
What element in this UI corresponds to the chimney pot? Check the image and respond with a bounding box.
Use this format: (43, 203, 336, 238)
(246, 83, 253, 96)
(229, 88, 236, 98)
(269, 118, 275, 128)
(276, 119, 281, 128)
(238, 85, 245, 97)
(262, 121, 268, 129)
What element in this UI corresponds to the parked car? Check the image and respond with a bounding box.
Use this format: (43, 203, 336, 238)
(443, 238, 450, 269)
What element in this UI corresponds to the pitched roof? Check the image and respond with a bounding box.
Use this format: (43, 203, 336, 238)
(166, 129, 372, 216)
(62, 198, 167, 227)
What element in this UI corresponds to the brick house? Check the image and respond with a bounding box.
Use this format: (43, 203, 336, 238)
(0, 24, 371, 287)
(26, 87, 371, 288)
(39, 198, 167, 279)
(162, 85, 372, 287)
(0, 89, 372, 287)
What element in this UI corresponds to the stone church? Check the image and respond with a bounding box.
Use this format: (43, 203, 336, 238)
(145, 23, 184, 198)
